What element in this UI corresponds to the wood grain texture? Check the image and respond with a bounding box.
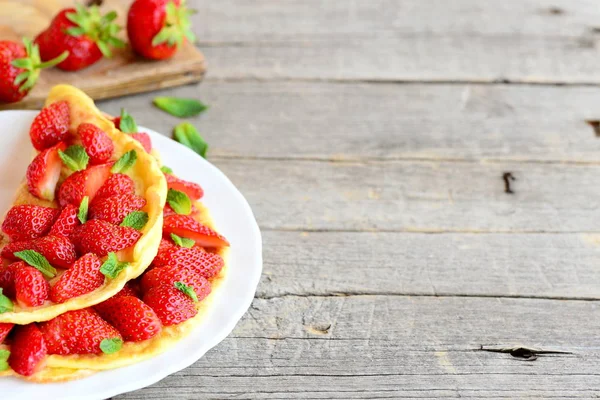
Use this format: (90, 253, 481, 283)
(0, 0, 205, 109)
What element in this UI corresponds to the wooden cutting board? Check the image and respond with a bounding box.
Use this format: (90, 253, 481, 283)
(0, 0, 206, 110)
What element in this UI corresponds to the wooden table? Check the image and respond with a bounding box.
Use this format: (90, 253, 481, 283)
(106, 1, 600, 398)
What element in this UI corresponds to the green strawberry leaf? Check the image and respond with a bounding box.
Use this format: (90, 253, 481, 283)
(175, 281, 198, 302)
(111, 150, 138, 173)
(100, 337, 123, 355)
(170, 233, 194, 248)
(0, 289, 14, 314)
(78, 196, 89, 224)
(120, 211, 149, 230)
(173, 122, 208, 158)
(153, 97, 208, 118)
(0, 349, 10, 371)
(119, 109, 138, 133)
(100, 252, 130, 279)
(14, 250, 57, 278)
(167, 188, 191, 215)
(59, 145, 89, 172)
(161, 165, 173, 174)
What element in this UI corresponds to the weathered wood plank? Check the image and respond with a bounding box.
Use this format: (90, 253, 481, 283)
(188, 0, 600, 82)
(98, 81, 600, 163)
(115, 296, 600, 399)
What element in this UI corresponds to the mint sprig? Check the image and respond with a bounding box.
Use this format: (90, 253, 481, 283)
(0, 349, 10, 371)
(120, 211, 149, 230)
(153, 97, 208, 118)
(0, 289, 14, 314)
(100, 252, 130, 279)
(14, 250, 57, 278)
(78, 196, 89, 224)
(170, 233, 194, 248)
(167, 188, 191, 215)
(175, 281, 198, 302)
(100, 337, 123, 354)
(59, 145, 89, 171)
(111, 150, 137, 173)
(173, 122, 208, 158)
(119, 109, 138, 134)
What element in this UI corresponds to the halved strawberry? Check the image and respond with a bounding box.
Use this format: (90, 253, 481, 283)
(130, 132, 152, 153)
(79, 123, 114, 165)
(143, 282, 197, 326)
(1, 241, 34, 261)
(0, 262, 24, 299)
(165, 174, 203, 201)
(0, 323, 13, 344)
(39, 309, 121, 355)
(95, 295, 162, 342)
(71, 220, 141, 257)
(152, 244, 223, 279)
(57, 163, 112, 207)
(163, 215, 229, 248)
(48, 204, 80, 237)
(9, 324, 47, 376)
(14, 265, 50, 307)
(26, 142, 67, 201)
(1, 236, 76, 269)
(29, 101, 70, 151)
(141, 264, 211, 300)
(89, 193, 146, 225)
(1, 205, 59, 242)
(50, 253, 104, 303)
(95, 173, 135, 199)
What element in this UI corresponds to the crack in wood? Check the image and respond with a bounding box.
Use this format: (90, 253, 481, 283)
(478, 345, 573, 361)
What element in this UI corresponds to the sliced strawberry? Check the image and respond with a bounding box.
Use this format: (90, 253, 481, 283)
(163, 203, 201, 218)
(14, 265, 50, 307)
(1, 240, 34, 261)
(26, 142, 67, 201)
(71, 220, 141, 257)
(39, 309, 121, 355)
(0, 262, 24, 299)
(50, 253, 104, 304)
(0, 323, 13, 344)
(165, 174, 203, 201)
(141, 264, 211, 301)
(95, 296, 162, 342)
(152, 244, 223, 279)
(48, 204, 80, 237)
(163, 215, 229, 248)
(57, 163, 111, 208)
(95, 173, 135, 199)
(89, 193, 146, 225)
(2, 205, 59, 242)
(8, 324, 47, 376)
(29, 101, 70, 151)
(130, 132, 152, 153)
(32, 235, 77, 269)
(143, 283, 198, 326)
(79, 123, 114, 165)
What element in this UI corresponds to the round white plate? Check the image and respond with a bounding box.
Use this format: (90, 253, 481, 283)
(0, 111, 262, 400)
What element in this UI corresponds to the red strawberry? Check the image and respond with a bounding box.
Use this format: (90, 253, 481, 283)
(35, 5, 125, 72)
(33, 235, 77, 269)
(50, 253, 104, 304)
(14, 265, 50, 307)
(165, 174, 203, 201)
(152, 244, 223, 279)
(95, 173, 135, 199)
(89, 193, 146, 225)
(0, 323, 13, 344)
(0, 39, 67, 104)
(0, 262, 24, 299)
(79, 123, 114, 164)
(57, 163, 111, 207)
(113, 110, 152, 152)
(26, 142, 67, 201)
(2, 205, 59, 242)
(72, 220, 141, 257)
(1, 241, 34, 261)
(39, 309, 121, 355)
(8, 324, 47, 376)
(49, 204, 80, 237)
(141, 264, 211, 300)
(143, 283, 197, 326)
(95, 296, 162, 341)
(163, 215, 229, 248)
(130, 132, 152, 153)
(114, 283, 139, 298)
(29, 101, 70, 151)
(127, 0, 196, 60)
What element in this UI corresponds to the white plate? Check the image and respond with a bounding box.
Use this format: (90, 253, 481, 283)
(0, 111, 263, 400)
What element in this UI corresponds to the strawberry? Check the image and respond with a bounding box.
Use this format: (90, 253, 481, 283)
(130, 132, 152, 153)
(89, 193, 146, 225)
(95, 296, 162, 341)
(114, 110, 153, 152)
(163, 215, 229, 248)
(8, 324, 47, 376)
(0, 323, 13, 344)
(50, 253, 104, 304)
(0, 38, 67, 104)
(1, 241, 34, 261)
(2, 205, 59, 242)
(57, 163, 111, 207)
(35, 5, 125, 72)
(95, 173, 135, 199)
(114, 283, 139, 299)
(72, 220, 141, 257)
(29, 101, 70, 151)
(79, 123, 114, 165)
(39, 309, 121, 355)
(165, 174, 203, 201)
(163, 203, 200, 218)
(1, 236, 76, 269)
(143, 283, 197, 326)
(152, 243, 223, 279)
(141, 264, 211, 300)
(26, 142, 67, 201)
(127, 0, 196, 60)
(0, 262, 24, 299)
(14, 265, 50, 307)
(48, 204, 80, 237)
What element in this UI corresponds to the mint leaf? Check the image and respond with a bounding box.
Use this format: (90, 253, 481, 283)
(78, 196, 89, 224)
(120, 211, 149, 230)
(167, 188, 191, 215)
(119, 109, 138, 133)
(14, 250, 57, 278)
(175, 281, 198, 302)
(100, 337, 123, 354)
(0, 349, 10, 371)
(111, 150, 137, 173)
(170, 233, 194, 248)
(100, 252, 129, 279)
(173, 122, 208, 158)
(161, 165, 173, 174)
(59, 145, 89, 171)
(0, 289, 13, 314)
(153, 97, 208, 118)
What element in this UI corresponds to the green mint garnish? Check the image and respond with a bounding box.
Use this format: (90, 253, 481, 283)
(100, 252, 130, 279)
(119, 109, 138, 133)
(14, 250, 57, 278)
(78, 196, 89, 224)
(59, 145, 89, 171)
(173, 122, 208, 158)
(0, 289, 14, 314)
(161, 165, 173, 174)
(167, 188, 191, 215)
(153, 97, 208, 118)
(0, 349, 10, 371)
(170, 233, 194, 248)
(120, 211, 149, 230)
(111, 150, 138, 173)
(100, 337, 123, 355)
(175, 281, 198, 302)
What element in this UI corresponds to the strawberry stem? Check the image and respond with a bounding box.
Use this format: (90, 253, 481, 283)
(11, 38, 70, 93)
(38, 51, 69, 69)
